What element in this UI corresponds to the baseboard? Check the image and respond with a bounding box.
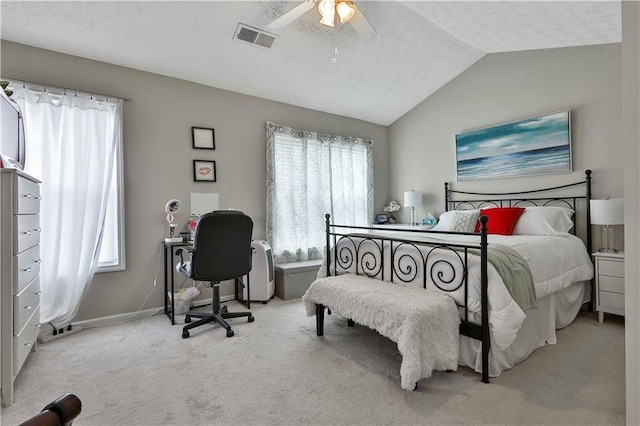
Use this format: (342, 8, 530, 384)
(52, 295, 236, 334)
(38, 308, 162, 343)
(39, 325, 84, 343)
(192, 294, 234, 306)
(191, 299, 211, 308)
(73, 307, 163, 329)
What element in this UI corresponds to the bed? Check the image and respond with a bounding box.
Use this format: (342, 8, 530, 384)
(316, 170, 595, 383)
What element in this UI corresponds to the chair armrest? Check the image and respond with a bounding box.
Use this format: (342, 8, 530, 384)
(175, 246, 194, 256)
(175, 246, 194, 275)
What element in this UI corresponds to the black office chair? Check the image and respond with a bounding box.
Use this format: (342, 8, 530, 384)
(176, 210, 255, 338)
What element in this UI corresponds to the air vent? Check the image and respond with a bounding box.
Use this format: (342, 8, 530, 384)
(234, 23, 278, 49)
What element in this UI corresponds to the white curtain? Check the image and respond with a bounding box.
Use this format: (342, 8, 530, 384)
(266, 121, 374, 264)
(12, 84, 122, 328)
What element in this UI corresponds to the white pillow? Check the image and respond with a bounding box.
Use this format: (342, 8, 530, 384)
(513, 206, 574, 235)
(432, 210, 480, 233)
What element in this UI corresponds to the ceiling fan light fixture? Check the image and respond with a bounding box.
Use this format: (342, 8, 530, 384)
(318, 0, 336, 27)
(336, 1, 355, 24)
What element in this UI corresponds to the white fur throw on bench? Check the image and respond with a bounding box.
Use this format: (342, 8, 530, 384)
(302, 274, 460, 390)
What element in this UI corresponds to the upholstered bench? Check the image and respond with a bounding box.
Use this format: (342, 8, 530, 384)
(302, 274, 460, 390)
(274, 259, 323, 300)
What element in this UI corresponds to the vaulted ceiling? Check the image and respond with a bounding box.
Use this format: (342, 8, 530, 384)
(1, 1, 622, 126)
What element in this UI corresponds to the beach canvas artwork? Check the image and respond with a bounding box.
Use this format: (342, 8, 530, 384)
(456, 110, 572, 181)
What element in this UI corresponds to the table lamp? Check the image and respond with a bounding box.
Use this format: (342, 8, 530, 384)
(404, 190, 423, 226)
(590, 197, 624, 253)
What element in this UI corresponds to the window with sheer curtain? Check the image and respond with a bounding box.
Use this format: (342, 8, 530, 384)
(9, 80, 124, 328)
(266, 122, 374, 264)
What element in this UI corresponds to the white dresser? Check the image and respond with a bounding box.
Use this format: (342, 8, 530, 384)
(593, 251, 625, 324)
(1, 169, 42, 407)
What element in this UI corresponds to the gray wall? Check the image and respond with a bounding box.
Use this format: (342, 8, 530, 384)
(389, 44, 623, 249)
(622, 1, 639, 423)
(0, 41, 390, 321)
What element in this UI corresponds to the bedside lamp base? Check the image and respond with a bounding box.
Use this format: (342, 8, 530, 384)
(409, 207, 418, 226)
(599, 225, 618, 253)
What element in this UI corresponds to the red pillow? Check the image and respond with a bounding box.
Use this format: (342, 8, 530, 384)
(475, 207, 526, 235)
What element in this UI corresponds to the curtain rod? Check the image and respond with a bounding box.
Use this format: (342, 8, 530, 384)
(2, 77, 131, 102)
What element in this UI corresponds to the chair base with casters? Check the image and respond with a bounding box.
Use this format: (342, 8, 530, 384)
(182, 279, 254, 339)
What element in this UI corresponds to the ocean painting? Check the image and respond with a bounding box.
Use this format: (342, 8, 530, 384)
(456, 110, 571, 181)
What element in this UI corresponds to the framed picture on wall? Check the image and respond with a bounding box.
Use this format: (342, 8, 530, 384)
(455, 109, 572, 181)
(192, 126, 215, 150)
(193, 160, 216, 182)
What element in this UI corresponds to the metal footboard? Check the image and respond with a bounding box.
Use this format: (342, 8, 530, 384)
(324, 213, 491, 383)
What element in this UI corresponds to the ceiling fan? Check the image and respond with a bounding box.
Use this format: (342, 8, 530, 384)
(268, 0, 377, 40)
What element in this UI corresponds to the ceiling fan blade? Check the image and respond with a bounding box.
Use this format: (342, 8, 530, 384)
(349, 3, 376, 40)
(268, 0, 316, 30)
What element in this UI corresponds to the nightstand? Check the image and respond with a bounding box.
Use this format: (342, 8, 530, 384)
(592, 251, 625, 323)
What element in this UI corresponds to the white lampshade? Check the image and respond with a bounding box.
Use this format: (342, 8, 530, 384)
(590, 198, 624, 225)
(318, 0, 336, 27)
(404, 190, 423, 208)
(336, 1, 355, 23)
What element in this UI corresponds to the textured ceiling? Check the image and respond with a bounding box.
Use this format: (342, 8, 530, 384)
(0, 1, 622, 126)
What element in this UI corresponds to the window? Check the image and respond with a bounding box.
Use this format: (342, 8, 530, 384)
(96, 137, 126, 271)
(266, 122, 374, 264)
(9, 80, 125, 273)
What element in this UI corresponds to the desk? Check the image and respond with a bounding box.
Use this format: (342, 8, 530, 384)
(163, 240, 252, 325)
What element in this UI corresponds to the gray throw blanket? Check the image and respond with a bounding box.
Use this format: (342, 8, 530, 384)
(482, 244, 537, 311)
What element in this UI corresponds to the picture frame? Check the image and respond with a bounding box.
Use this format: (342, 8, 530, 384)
(375, 213, 389, 224)
(455, 109, 572, 181)
(193, 160, 216, 182)
(191, 126, 215, 150)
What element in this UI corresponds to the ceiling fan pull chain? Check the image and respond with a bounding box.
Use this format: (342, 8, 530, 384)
(332, 26, 339, 64)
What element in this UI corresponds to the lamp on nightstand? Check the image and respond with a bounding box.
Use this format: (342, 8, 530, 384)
(590, 197, 624, 253)
(404, 190, 423, 226)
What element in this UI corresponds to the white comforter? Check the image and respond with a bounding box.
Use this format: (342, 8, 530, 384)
(318, 231, 593, 350)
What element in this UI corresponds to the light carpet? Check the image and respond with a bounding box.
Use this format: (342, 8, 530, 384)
(0, 298, 625, 425)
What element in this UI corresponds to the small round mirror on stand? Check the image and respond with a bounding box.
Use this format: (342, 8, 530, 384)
(164, 199, 183, 243)
(165, 199, 182, 214)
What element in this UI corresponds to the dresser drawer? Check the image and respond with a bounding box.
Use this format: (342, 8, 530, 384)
(14, 276, 41, 336)
(13, 305, 40, 375)
(598, 291, 625, 311)
(15, 245, 41, 293)
(598, 259, 624, 278)
(14, 176, 41, 214)
(599, 275, 624, 294)
(14, 214, 41, 254)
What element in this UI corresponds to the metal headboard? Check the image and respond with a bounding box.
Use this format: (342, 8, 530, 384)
(444, 170, 592, 254)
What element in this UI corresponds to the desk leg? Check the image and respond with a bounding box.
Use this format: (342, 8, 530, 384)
(164, 244, 169, 321)
(246, 273, 251, 310)
(163, 244, 176, 325)
(235, 277, 251, 309)
(170, 248, 176, 325)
